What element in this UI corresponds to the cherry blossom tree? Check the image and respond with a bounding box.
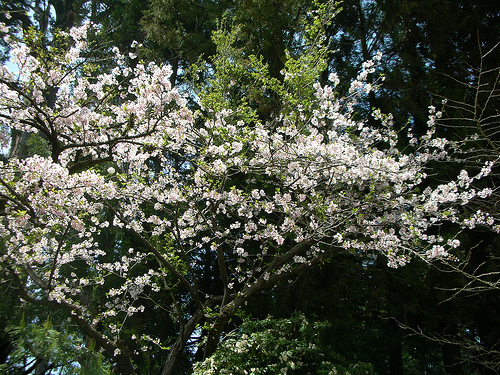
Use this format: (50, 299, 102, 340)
(0, 13, 498, 374)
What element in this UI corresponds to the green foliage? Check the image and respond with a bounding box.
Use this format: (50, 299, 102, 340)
(192, 24, 278, 123)
(141, 0, 222, 61)
(0, 317, 111, 375)
(25, 133, 50, 158)
(194, 314, 376, 375)
(192, 2, 337, 126)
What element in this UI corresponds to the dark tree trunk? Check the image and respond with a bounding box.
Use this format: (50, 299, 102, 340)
(388, 319, 404, 375)
(0, 328, 12, 364)
(442, 343, 465, 375)
(8, 129, 31, 159)
(161, 306, 213, 375)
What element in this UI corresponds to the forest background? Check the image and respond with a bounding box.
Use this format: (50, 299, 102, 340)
(0, 0, 499, 374)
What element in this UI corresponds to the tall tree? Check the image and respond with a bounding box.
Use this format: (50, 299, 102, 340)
(2, 1, 500, 374)
(3, 9, 497, 374)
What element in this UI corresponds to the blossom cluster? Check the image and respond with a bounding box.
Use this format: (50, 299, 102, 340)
(0, 23, 497, 364)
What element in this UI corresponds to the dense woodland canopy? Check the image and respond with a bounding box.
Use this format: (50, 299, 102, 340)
(0, 0, 500, 374)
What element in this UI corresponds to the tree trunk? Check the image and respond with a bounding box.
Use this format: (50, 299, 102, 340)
(0, 328, 12, 364)
(203, 314, 232, 360)
(442, 343, 465, 375)
(35, 358, 51, 375)
(8, 129, 31, 159)
(161, 309, 205, 375)
(388, 319, 404, 375)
